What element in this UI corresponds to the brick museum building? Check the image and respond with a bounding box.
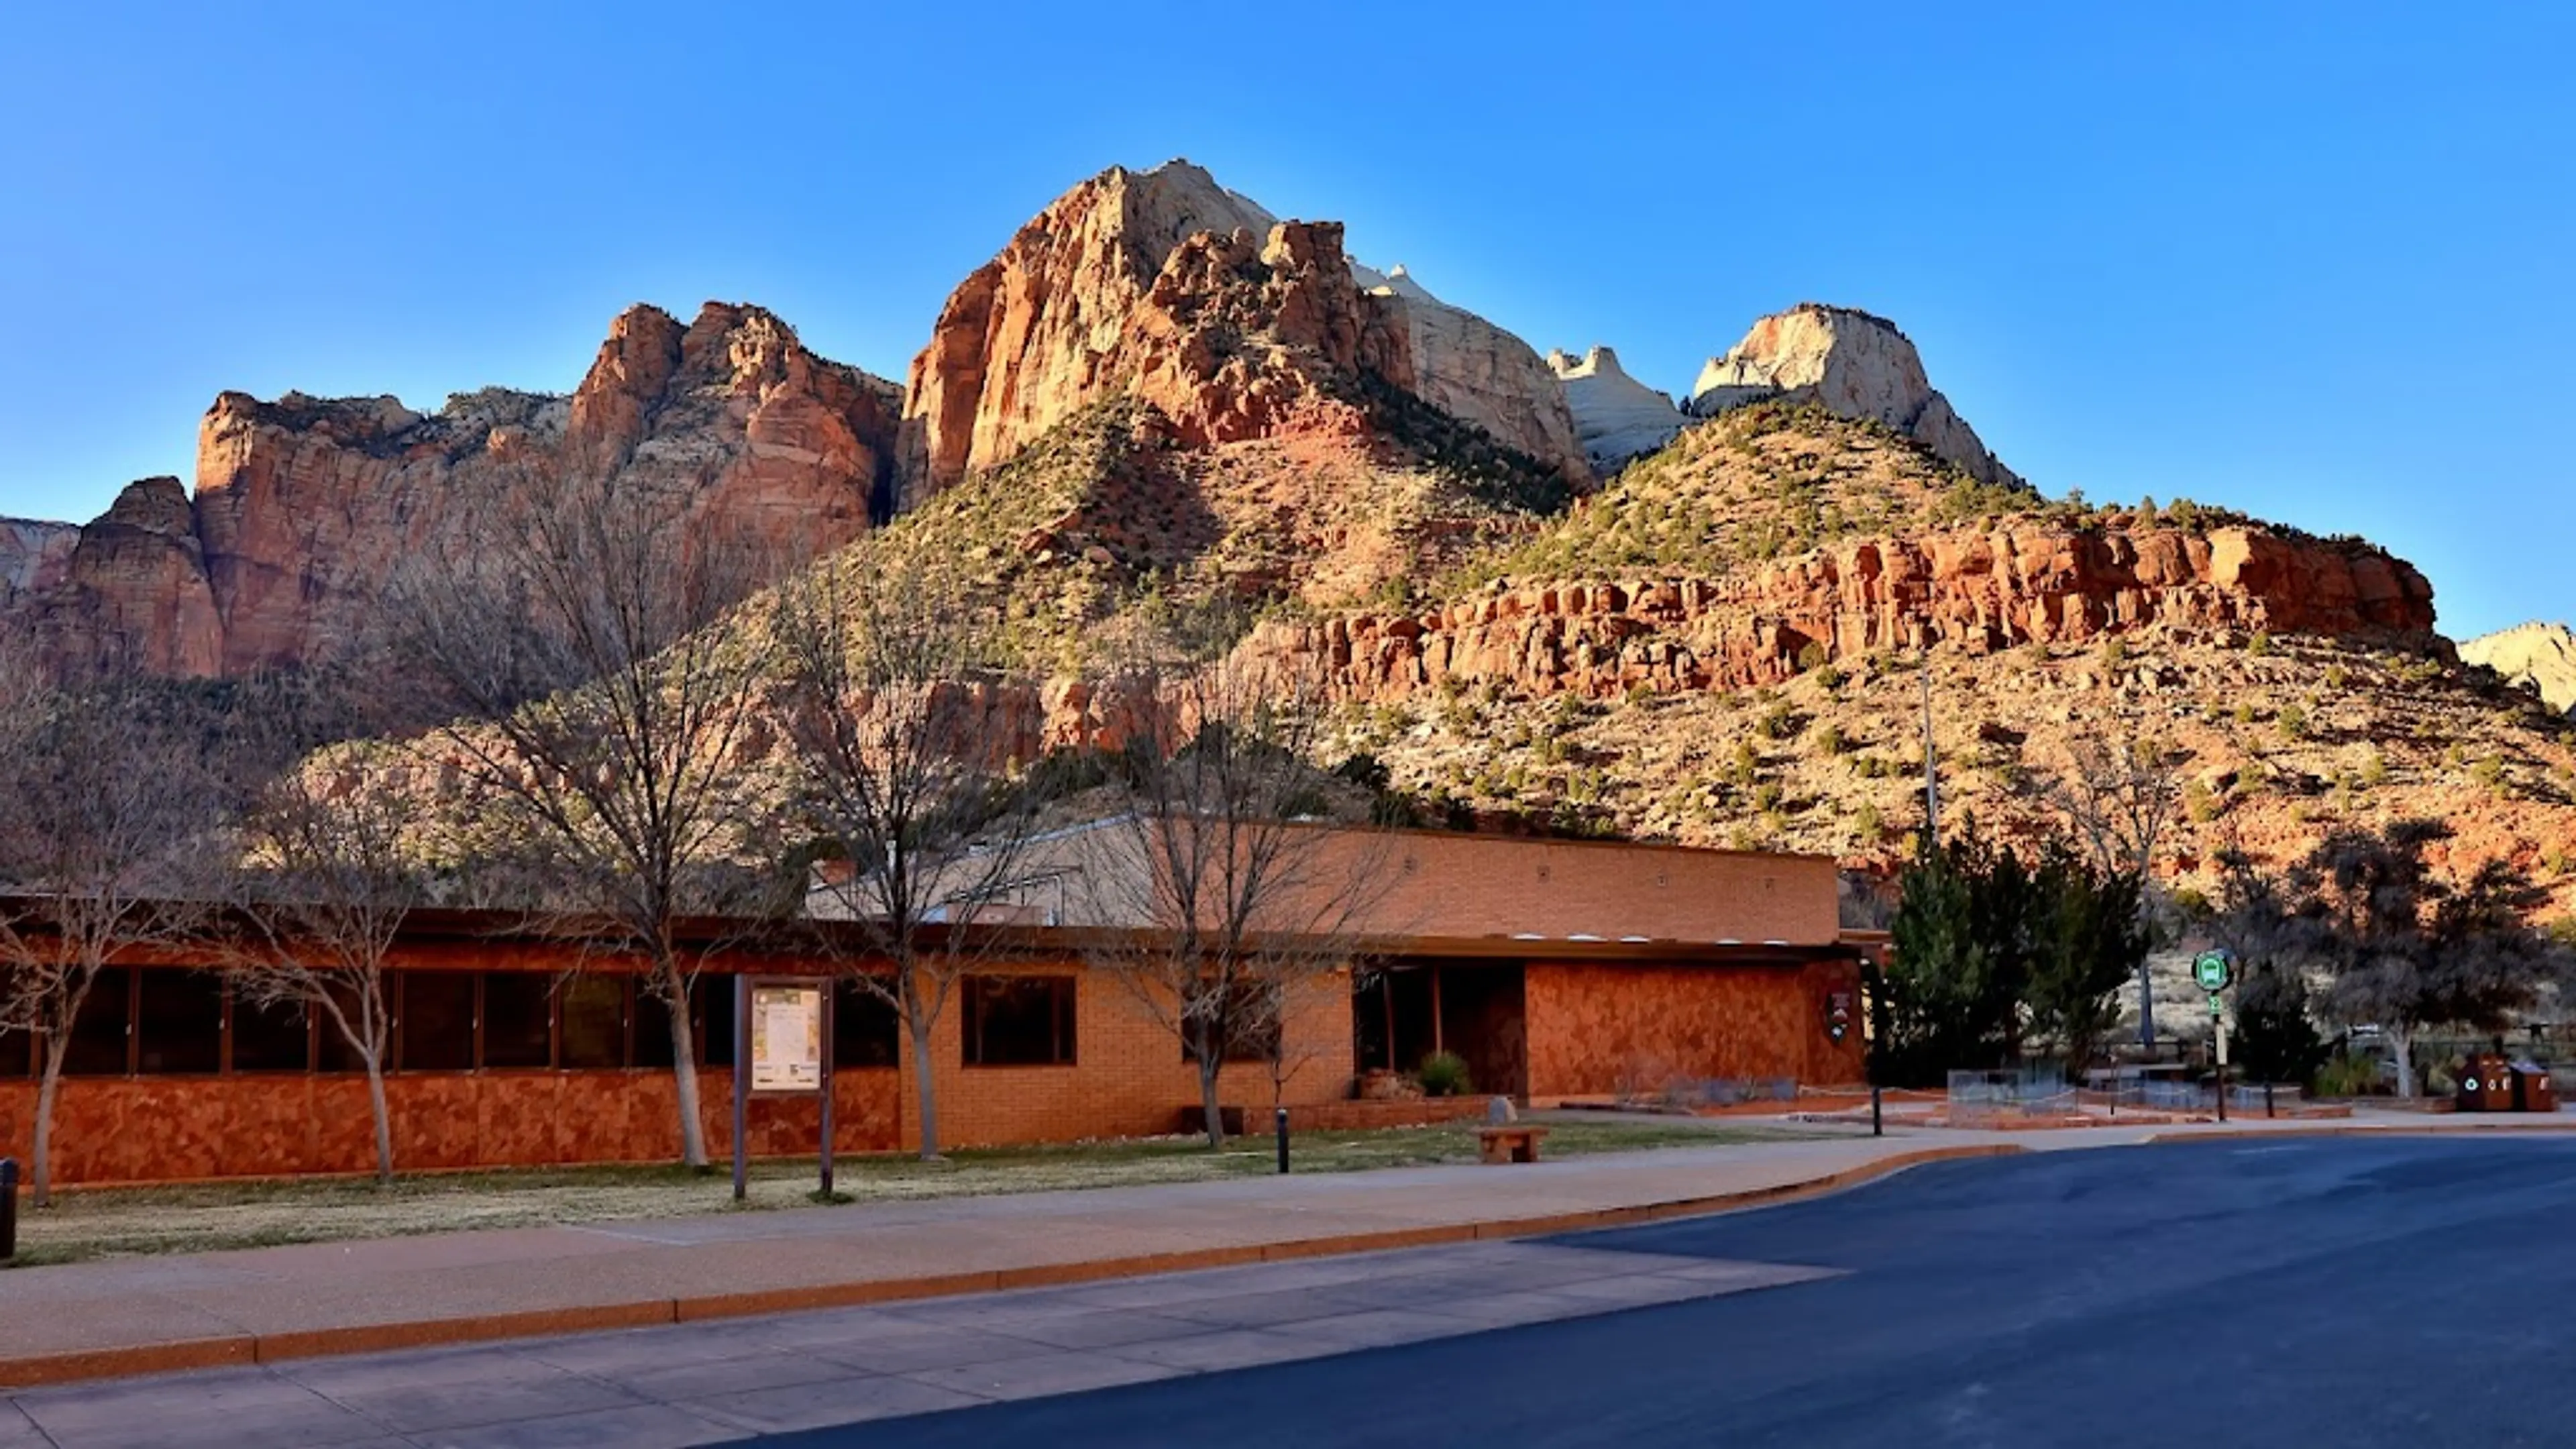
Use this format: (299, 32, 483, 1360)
(0, 828, 1867, 1186)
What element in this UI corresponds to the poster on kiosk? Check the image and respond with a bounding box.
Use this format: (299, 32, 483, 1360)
(733, 979, 835, 1200)
(750, 985, 824, 1093)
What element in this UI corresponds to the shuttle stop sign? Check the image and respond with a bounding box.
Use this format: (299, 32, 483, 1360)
(2193, 950, 2235, 993)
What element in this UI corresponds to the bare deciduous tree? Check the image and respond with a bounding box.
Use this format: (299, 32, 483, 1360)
(388, 466, 777, 1169)
(0, 675, 225, 1205)
(2039, 734, 2184, 1039)
(224, 749, 425, 1185)
(1077, 641, 1389, 1148)
(770, 557, 1046, 1160)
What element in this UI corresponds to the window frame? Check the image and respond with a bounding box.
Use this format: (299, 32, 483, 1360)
(961, 974, 1077, 1069)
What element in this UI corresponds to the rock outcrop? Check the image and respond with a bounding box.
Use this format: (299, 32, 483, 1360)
(2462, 621, 2576, 712)
(1688, 305, 2021, 488)
(17, 478, 222, 678)
(12, 303, 898, 678)
(1255, 524, 2437, 701)
(899, 160, 1584, 503)
(1547, 345, 1687, 472)
(0, 518, 78, 605)
(1352, 263, 1587, 480)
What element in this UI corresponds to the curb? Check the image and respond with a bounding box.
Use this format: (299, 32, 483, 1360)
(0, 1142, 2017, 1393)
(2145, 1120, 2576, 1144)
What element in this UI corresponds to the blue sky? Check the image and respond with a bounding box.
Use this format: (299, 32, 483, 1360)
(2, 1, 2569, 637)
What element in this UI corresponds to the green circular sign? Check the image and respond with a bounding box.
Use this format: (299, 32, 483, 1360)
(2193, 950, 2235, 992)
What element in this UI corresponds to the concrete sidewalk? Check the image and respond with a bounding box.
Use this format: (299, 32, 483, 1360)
(1, 1110, 2565, 1393)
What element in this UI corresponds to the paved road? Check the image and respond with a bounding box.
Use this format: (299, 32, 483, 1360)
(13, 1137, 2574, 1446)
(780, 1137, 2576, 1448)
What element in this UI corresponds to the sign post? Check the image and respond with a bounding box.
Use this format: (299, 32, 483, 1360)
(732, 978, 835, 1202)
(2194, 951, 2237, 1124)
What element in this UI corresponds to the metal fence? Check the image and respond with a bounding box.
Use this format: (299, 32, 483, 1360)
(1946, 1068, 2079, 1125)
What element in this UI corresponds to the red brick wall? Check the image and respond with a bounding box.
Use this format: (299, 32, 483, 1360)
(0, 1068, 900, 1186)
(900, 961, 1358, 1151)
(1523, 960, 1864, 1101)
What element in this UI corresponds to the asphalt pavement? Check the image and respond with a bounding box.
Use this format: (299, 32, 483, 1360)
(782, 1136, 2576, 1448)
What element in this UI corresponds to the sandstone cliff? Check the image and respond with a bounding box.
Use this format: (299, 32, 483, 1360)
(2462, 621, 2576, 712)
(1256, 523, 2436, 703)
(898, 160, 1585, 502)
(1689, 304, 2021, 488)
(11, 303, 898, 678)
(0, 518, 78, 606)
(1547, 345, 1687, 473)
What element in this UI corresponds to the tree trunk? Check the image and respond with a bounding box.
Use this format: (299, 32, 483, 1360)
(1198, 1048, 1226, 1150)
(364, 1057, 395, 1187)
(2389, 1023, 2418, 1099)
(909, 1015, 942, 1161)
(29, 1047, 64, 1209)
(661, 981, 709, 1168)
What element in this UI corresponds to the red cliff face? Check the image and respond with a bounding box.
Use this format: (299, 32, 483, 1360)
(15, 303, 898, 679)
(1251, 523, 2441, 700)
(896, 160, 1581, 505)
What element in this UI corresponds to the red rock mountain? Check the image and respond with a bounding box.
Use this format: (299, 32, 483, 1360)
(898, 161, 1587, 503)
(8, 303, 897, 678)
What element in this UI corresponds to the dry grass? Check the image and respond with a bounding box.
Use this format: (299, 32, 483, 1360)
(3, 1117, 1826, 1267)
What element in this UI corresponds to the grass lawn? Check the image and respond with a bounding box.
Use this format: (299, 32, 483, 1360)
(3, 1116, 1837, 1267)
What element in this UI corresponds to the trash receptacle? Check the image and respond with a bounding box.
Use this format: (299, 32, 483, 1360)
(2459, 1053, 2515, 1112)
(2510, 1060, 2557, 1113)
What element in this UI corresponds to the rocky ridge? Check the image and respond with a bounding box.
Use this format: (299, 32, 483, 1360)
(13, 303, 898, 678)
(2463, 622, 2576, 713)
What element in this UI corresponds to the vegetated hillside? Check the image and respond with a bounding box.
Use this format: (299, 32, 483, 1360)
(1282, 407, 2574, 901)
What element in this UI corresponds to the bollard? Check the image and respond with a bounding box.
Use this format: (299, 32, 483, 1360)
(1275, 1107, 1291, 1175)
(1, 1157, 17, 1263)
(1870, 1085, 1882, 1138)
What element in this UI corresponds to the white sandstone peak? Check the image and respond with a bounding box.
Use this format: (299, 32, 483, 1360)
(2461, 621, 2576, 713)
(1550, 343, 1686, 474)
(1686, 303, 2020, 488)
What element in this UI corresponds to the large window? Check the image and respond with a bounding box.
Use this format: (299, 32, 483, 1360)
(136, 971, 222, 1075)
(315, 980, 374, 1074)
(834, 979, 902, 1069)
(559, 976, 629, 1069)
(481, 973, 553, 1069)
(963, 976, 1075, 1067)
(232, 991, 314, 1073)
(399, 972, 476, 1072)
(62, 968, 132, 1076)
(696, 977, 735, 1069)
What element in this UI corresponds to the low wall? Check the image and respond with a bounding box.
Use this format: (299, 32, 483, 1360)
(0, 1069, 901, 1187)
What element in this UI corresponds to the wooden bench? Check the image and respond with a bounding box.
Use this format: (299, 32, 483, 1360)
(1477, 1124, 1549, 1165)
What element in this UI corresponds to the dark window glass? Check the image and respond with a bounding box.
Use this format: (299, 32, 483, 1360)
(316, 980, 376, 1073)
(634, 981, 678, 1069)
(482, 973, 553, 1069)
(136, 971, 223, 1074)
(231, 989, 313, 1073)
(0, 968, 31, 1077)
(559, 975, 628, 1070)
(399, 971, 476, 1072)
(698, 976, 736, 1068)
(834, 979, 902, 1068)
(62, 967, 131, 1075)
(963, 976, 1075, 1067)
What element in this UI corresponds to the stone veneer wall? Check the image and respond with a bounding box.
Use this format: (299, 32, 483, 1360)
(1522, 960, 1864, 1102)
